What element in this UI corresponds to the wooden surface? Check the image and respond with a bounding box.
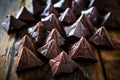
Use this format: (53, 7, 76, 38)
(0, 0, 120, 80)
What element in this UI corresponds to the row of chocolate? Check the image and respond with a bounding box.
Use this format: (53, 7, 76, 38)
(1, 0, 119, 77)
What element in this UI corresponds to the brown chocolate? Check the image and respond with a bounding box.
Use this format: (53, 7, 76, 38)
(89, 27, 114, 49)
(16, 6, 36, 23)
(59, 8, 76, 24)
(46, 0, 60, 4)
(28, 22, 46, 47)
(41, 3, 59, 18)
(2, 15, 26, 34)
(71, 0, 84, 16)
(41, 13, 65, 36)
(77, 14, 96, 37)
(37, 39, 60, 59)
(54, 0, 71, 11)
(14, 46, 44, 71)
(45, 28, 65, 46)
(27, 0, 45, 16)
(81, 7, 100, 26)
(64, 21, 91, 38)
(101, 12, 120, 29)
(69, 37, 97, 60)
(15, 35, 36, 53)
(49, 51, 78, 76)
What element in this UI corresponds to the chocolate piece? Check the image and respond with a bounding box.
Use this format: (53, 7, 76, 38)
(59, 8, 76, 24)
(89, 27, 114, 49)
(69, 37, 97, 60)
(75, 0, 90, 8)
(77, 14, 96, 37)
(81, 7, 100, 26)
(27, 0, 44, 16)
(14, 46, 44, 71)
(45, 28, 65, 46)
(15, 35, 36, 53)
(41, 3, 59, 18)
(101, 12, 120, 29)
(37, 39, 60, 59)
(54, 0, 71, 11)
(64, 21, 91, 39)
(41, 13, 65, 36)
(16, 6, 36, 23)
(28, 22, 46, 47)
(89, 0, 106, 11)
(49, 51, 78, 76)
(1, 15, 26, 34)
(71, 0, 84, 16)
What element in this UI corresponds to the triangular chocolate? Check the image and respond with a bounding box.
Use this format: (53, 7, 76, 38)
(101, 12, 120, 29)
(71, 0, 84, 16)
(65, 21, 90, 38)
(14, 46, 44, 71)
(81, 7, 100, 26)
(28, 22, 46, 47)
(89, 0, 105, 11)
(59, 8, 76, 24)
(2, 15, 26, 34)
(41, 3, 59, 17)
(54, 0, 71, 11)
(41, 13, 65, 36)
(45, 28, 65, 46)
(27, 0, 45, 16)
(37, 39, 60, 59)
(69, 37, 97, 60)
(89, 27, 114, 49)
(77, 14, 96, 36)
(16, 6, 36, 23)
(75, 0, 90, 8)
(15, 35, 36, 53)
(49, 51, 78, 76)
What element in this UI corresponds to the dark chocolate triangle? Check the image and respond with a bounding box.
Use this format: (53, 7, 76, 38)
(16, 6, 36, 23)
(77, 14, 96, 37)
(89, 0, 105, 11)
(65, 21, 90, 38)
(15, 35, 36, 53)
(59, 8, 76, 24)
(28, 22, 46, 47)
(75, 0, 90, 8)
(14, 46, 44, 71)
(37, 39, 60, 59)
(2, 15, 26, 34)
(69, 37, 97, 60)
(41, 13, 65, 36)
(89, 27, 114, 49)
(27, 0, 44, 16)
(54, 0, 71, 11)
(49, 51, 78, 76)
(45, 28, 65, 46)
(81, 7, 100, 26)
(41, 3, 59, 17)
(71, 0, 84, 16)
(102, 12, 120, 29)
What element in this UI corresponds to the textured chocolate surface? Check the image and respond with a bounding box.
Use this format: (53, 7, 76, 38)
(45, 28, 65, 46)
(102, 12, 120, 29)
(69, 37, 97, 60)
(37, 39, 60, 59)
(49, 51, 78, 76)
(89, 27, 114, 49)
(16, 6, 36, 23)
(59, 8, 76, 24)
(2, 15, 26, 34)
(14, 46, 44, 71)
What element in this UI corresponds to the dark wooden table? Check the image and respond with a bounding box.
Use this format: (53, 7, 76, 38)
(0, 0, 120, 80)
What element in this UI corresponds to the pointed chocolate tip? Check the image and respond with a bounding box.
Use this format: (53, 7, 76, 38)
(49, 51, 78, 76)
